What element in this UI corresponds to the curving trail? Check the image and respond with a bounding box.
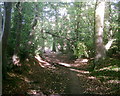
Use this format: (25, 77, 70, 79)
(3, 52, 119, 95)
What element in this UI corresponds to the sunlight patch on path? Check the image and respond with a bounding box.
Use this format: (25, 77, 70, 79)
(59, 62, 71, 67)
(74, 59, 89, 63)
(35, 55, 51, 68)
(107, 80, 120, 84)
(95, 65, 119, 72)
(69, 68, 90, 74)
(88, 76, 97, 80)
(27, 90, 46, 96)
(8, 72, 32, 83)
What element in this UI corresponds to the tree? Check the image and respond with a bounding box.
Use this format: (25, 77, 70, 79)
(51, 3, 59, 52)
(0, 6, 2, 41)
(24, 3, 39, 56)
(11, 2, 23, 66)
(117, 1, 120, 51)
(14, 2, 23, 55)
(2, 2, 119, 72)
(94, 0, 106, 68)
(2, 2, 12, 79)
(0, 3, 2, 87)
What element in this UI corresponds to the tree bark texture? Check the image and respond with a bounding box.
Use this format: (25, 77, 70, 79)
(14, 2, 22, 55)
(2, 2, 12, 79)
(94, 0, 106, 68)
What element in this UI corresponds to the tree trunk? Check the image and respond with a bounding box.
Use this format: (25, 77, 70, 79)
(14, 2, 22, 55)
(59, 41, 64, 52)
(41, 28, 45, 52)
(75, 22, 79, 42)
(0, 8, 2, 41)
(2, 2, 12, 79)
(26, 4, 38, 55)
(52, 5, 58, 52)
(94, 0, 106, 68)
(118, 1, 120, 51)
(52, 37, 56, 52)
(0, 5, 2, 92)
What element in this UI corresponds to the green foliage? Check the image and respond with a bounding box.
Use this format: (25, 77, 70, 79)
(5, 2, 119, 61)
(73, 42, 88, 58)
(90, 58, 120, 83)
(19, 48, 29, 60)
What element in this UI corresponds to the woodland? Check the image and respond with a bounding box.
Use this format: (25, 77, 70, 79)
(0, 1, 120, 95)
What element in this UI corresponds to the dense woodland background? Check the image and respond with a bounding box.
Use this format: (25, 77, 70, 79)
(0, 1, 120, 95)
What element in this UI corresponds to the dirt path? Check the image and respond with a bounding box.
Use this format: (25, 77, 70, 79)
(3, 52, 120, 95)
(43, 52, 90, 69)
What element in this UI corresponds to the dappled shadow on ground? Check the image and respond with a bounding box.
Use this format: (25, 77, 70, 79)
(42, 52, 90, 70)
(3, 52, 120, 95)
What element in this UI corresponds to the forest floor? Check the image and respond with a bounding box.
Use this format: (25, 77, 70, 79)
(3, 52, 120, 95)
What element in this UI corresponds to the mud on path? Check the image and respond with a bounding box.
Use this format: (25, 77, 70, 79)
(3, 52, 120, 95)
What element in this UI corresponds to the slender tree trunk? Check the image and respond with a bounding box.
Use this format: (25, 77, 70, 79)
(26, 4, 38, 55)
(14, 2, 22, 55)
(52, 6, 58, 52)
(94, 0, 106, 68)
(0, 4, 5, 41)
(2, 2, 12, 79)
(0, 8, 2, 41)
(40, 6, 45, 53)
(52, 37, 56, 52)
(75, 22, 79, 41)
(118, 1, 120, 51)
(0, 6, 2, 93)
(41, 28, 45, 52)
(59, 41, 64, 52)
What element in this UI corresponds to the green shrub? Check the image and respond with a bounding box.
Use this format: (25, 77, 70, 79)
(73, 42, 88, 58)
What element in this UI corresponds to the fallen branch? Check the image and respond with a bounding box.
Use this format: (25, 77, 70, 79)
(105, 39, 116, 51)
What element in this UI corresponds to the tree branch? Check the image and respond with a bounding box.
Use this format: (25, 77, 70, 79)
(45, 31, 72, 42)
(105, 39, 116, 51)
